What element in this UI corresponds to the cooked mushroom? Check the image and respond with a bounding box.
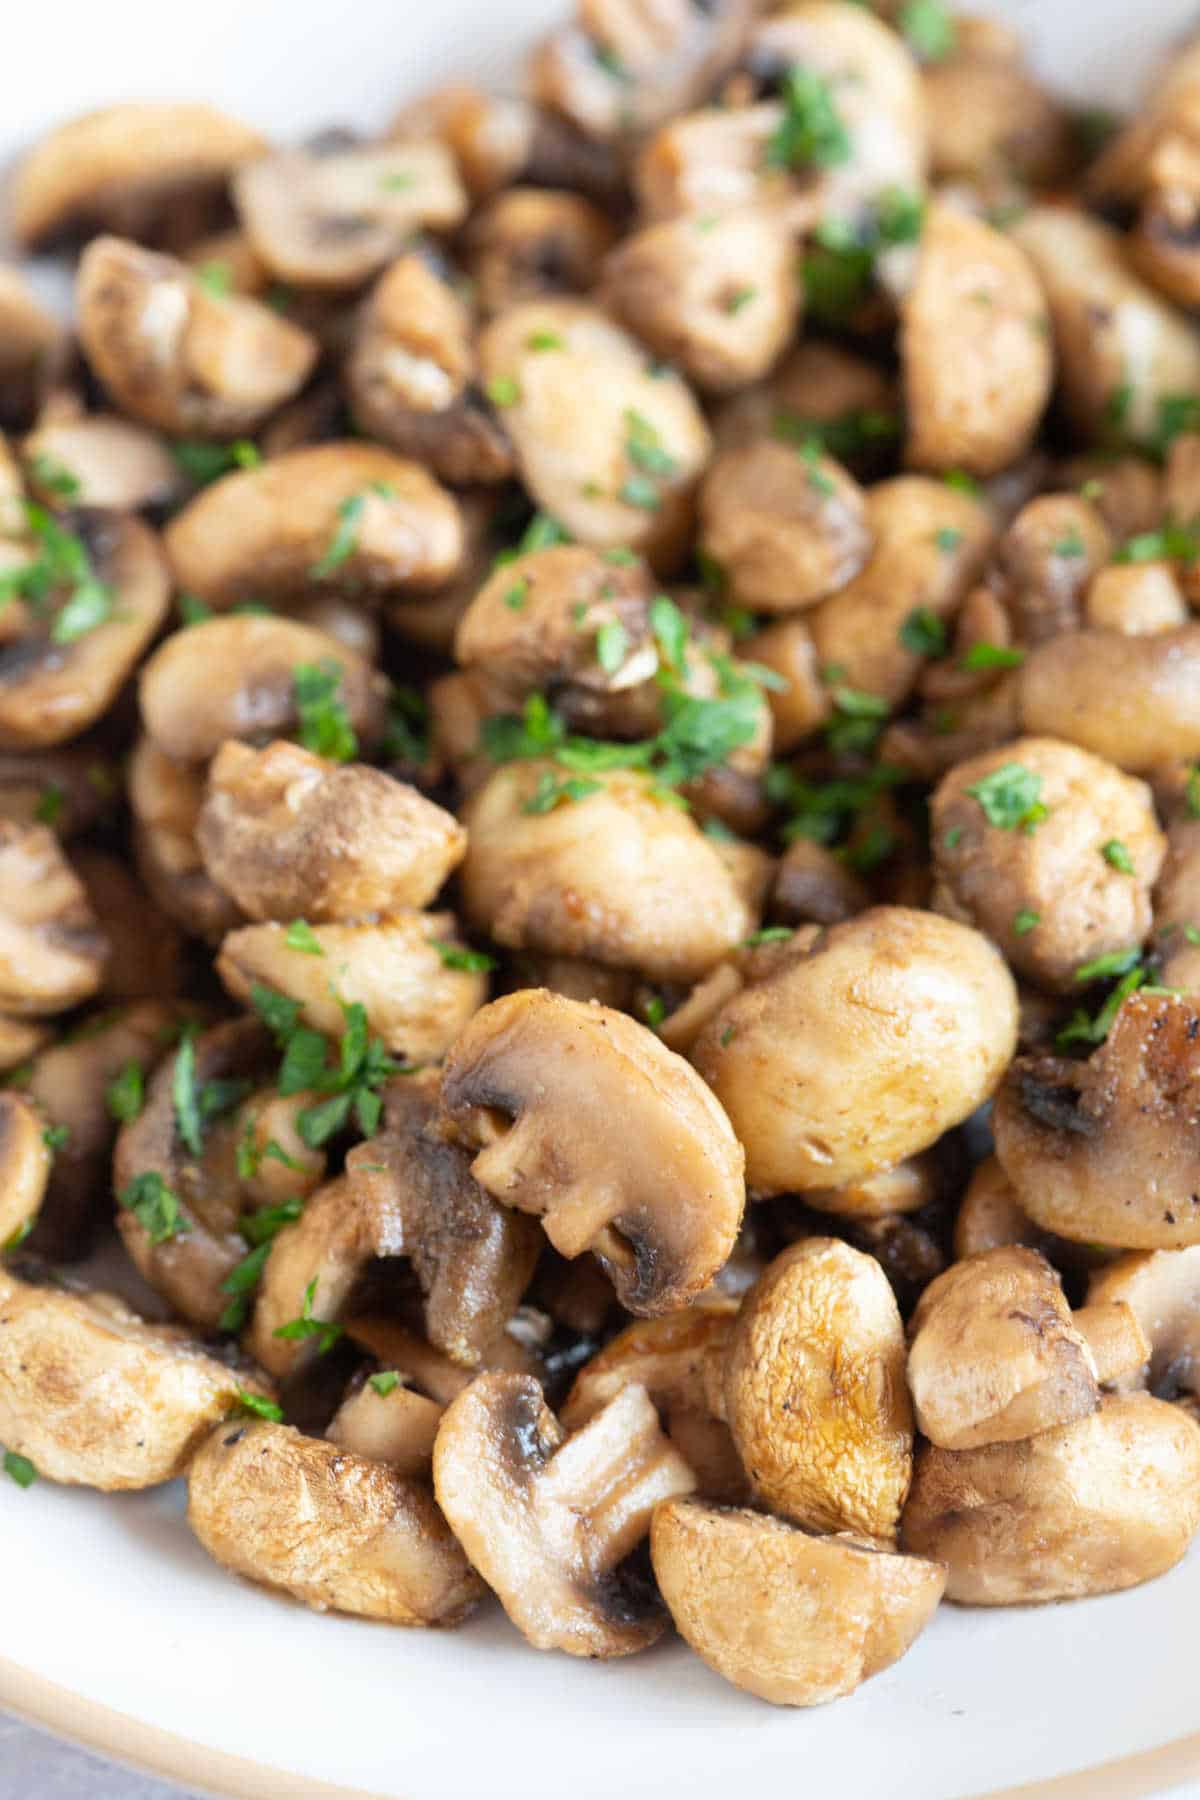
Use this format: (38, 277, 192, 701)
(772, 837, 868, 926)
(713, 340, 899, 474)
(1088, 1247, 1200, 1400)
(692, 908, 1018, 1193)
(233, 140, 468, 289)
(922, 35, 1071, 188)
(0, 267, 65, 428)
(187, 1419, 482, 1623)
(1059, 453, 1162, 543)
(952, 1153, 1071, 1266)
(245, 1175, 385, 1379)
(1087, 561, 1189, 635)
(1153, 817, 1200, 991)
(23, 414, 181, 515)
(902, 1393, 1200, 1603)
(72, 849, 183, 1000)
(163, 443, 463, 609)
(129, 735, 243, 943)
(724, 1237, 912, 1540)
(433, 1371, 694, 1654)
(76, 236, 317, 439)
(440, 988, 745, 1314)
(1018, 626, 1200, 772)
(394, 85, 621, 205)
(327, 1375, 445, 1478)
(651, 1500, 945, 1707)
(198, 740, 465, 921)
(995, 493, 1112, 646)
(0, 1266, 259, 1488)
(0, 1092, 51, 1250)
(0, 821, 107, 1015)
(930, 737, 1165, 991)
(804, 1148, 945, 1221)
(463, 187, 616, 317)
(698, 442, 872, 612)
(742, 618, 831, 753)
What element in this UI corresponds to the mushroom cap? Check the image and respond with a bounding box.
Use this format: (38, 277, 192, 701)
(901, 1392, 1200, 1603)
(1087, 1245, 1200, 1397)
(187, 1419, 482, 1624)
(0, 820, 108, 1015)
(440, 988, 745, 1314)
(128, 735, 244, 945)
(0, 1091, 51, 1247)
(1018, 626, 1200, 772)
(327, 1377, 444, 1478)
(23, 414, 182, 516)
(651, 1499, 945, 1707)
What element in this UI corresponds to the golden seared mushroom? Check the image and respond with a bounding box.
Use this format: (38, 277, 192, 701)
(463, 187, 616, 317)
(902, 1393, 1200, 1603)
(440, 989, 745, 1314)
(742, 619, 831, 753)
(922, 31, 1070, 188)
(346, 252, 513, 487)
(0, 822, 107, 1015)
(714, 340, 899, 472)
(803, 1148, 945, 1222)
(1087, 561, 1188, 635)
(233, 139, 468, 290)
(433, 1371, 694, 1655)
(477, 300, 711, 567)
(698, 441, 871, 612)
(187, 1419, 482, 1624)
(327, 1374, 445, 1478)
(24, 414, 182, 515)
(0, 267, 64, 428)
(229, 1086, 326, 1216)
(603, 209, 798, 394)
(129, 736, 243, 944)
(993, 991, 1200, 1251)
(140, 620, 386, 766)
(76, 236, 317, 440)
(900, 205, 1052, 477)
(1087, 1247, 1200, 1400)
(460, 765, 754, 984)
(953, 1154, 1067, 1265)
(1153, 816, 1200, 991)
(807, 476, 993, 710)
(1018, 626, 1200, 772)
(0, 1092, 51, 1249)
(71, 849, 182, 1001)
(0, 1266, 261, 1489)
(996, 493, 1112, 645)
(651, 1500, 945, 1707)
(1013, 209, 1200, 445)
(0, 510, 170, 751)
(906, 1248, 1102, 1451)
(342, 1074, 541, 1367)
(725, 1238, 912, 1540)
(10, 102, 266, 249)
(930, 738, 1165, 991)
(164, 443, 463, 609)
(693, 908, 1017, 1194)
(198, 740, 465, 921)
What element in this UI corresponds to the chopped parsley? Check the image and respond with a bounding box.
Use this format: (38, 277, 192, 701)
(432, 941, 496, 973)
(899, 0, 956, 61)
(0, 506, 115, 646)
(765, 67, 851, 171)
(943, 825, 963, 850)
(285, 919, 325, 956)
(33, 782, 64, 827)
(218, 1196, 305, 1333)
(1057, 956, 1173, 1049)
(595, 619, 629, 674)
(172, 1028, 204, 1156)
(1102, 839, 1135, 874)
(1115, 523, 1200, 565)
(724, 286, 757, 315)
(899, 607, 946, 657)
(935, 526, 964, 553)
(310, 482, 395, 579)
(643, 995, 666, 1030)
(382, 684, 430, 766)
(3, 1451, 36, 1488)
(773, 406, 900, 463)
(229, 1388, 284, 1423)
(486, 374, 521, 408)
(172, 439, 260, 485)
(959, 642, 1025, 671)
(527, 331, 565, 351)
(625, 409, 677, 479)
(118, 1171, 188, 1245)
(106, 1062, 145, 1125)
(966, 763, 1047, 832)
(27, 452, 80, 500)
(250, 986, 399, 1149)
(273, 1276, 344, 1354)
(522, 770, 604, 814)
(650, 594, 688, 670)
(719, 1025, 736, 1047)
(42, 1124, 69, 1153)
(744, 927, 794, 947)
(1053, 528, 1087, 559)
(293, 660, 357, 763)
(1013, 909, 1040, 936)
(369, 1370, 403, 1397)
(1075, 947, 1142, 984)
(504, 579, 529, 611)
(194, 259, 233, 296)
(824, 678, 889, 756)
(800, 186, 924, 325)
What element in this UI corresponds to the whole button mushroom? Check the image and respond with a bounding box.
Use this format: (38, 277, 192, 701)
(23, 416, 182, 516)
(651, 1500, 945, 1707)
(1019, 626, 1200, 773)
(724, 1238, 913, 1541)
(998, 494, 1112, 645)
(692, 907, 1018, 1194)
(433, 1371, 695, 1656)
(902, 1392, 1200, 1603)
(439, 989, 746, 1315)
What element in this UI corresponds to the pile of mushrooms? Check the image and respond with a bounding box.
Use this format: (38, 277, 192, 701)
(7, 0, 1200, 1715)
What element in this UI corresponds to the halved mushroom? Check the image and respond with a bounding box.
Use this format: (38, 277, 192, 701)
(725, 1237, 912, 1541)
(440, 989, 745, 1314)
(0, 1266, 259, 1489)
(1088, 1247, 1200, 1400)
(0, 510, 170, 750)
(698, 441, 872, 612)
(902, 1393, 1200, 1603)
(198, 739, 464, 921)
(129, 736, 243, 943)
(10, 103, 266, 249)
(187, 1418, 482, 1624)
(993, 991, 1200, 1251)
(692, 908, 1018, 1194)
(1087, 561, 1189, 635)
(327, 1374, 445, 1478)
(76, 236, 318, 439)
(953, 1153, 1069, 1265)
(901, 204, 1052, 477)
(0, 267, 65, 428)
(996, 493, 1112, 645)
(743, 618, 831, 753)
(433, 1371, 694, 1654)
(233, 140, 468, 289)
(346, 252, 513, 487)
(23, 414, 182, 515)
(0, 821, 107, 1015)
(463, 187, 616, 317)
(139, 619, 386, 765)
(164, 443, 463, 609)
(477, 300, 712, 568)
(0, 1092, 51, 1249)
(1018, 626, 1200, 772)
(651, 1500, 945, 1707)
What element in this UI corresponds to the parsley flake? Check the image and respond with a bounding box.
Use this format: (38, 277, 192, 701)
(119, 1171, 188, 1245)
(273, 1276, 343, 1354)
(3, 1451, 36, 1488)
(966, 763, 1047, 832)
(1102, 839, 1135, 874)
(899, 607, 946, 657)
(959, 642, 1025, 671)
(765, 67, 851, 171)
(229, 1388, 284, 1423)
(1013, 909, 1040, 936)
(432, 941, 497, 973)
(369, 1370, 403, 1397)
(293, 660, 357, 763)
(595, 620, 629, 674)
(106, 1062, 145, 1125)
(285, 919, 325, 956)
(486, 374, 521, 408)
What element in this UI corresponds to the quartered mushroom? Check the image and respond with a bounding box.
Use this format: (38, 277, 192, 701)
(1088, 1246, 1200, 1401)
(463, 187, 616, 317)
(129, 736, 244, 943)
(698, 441, 872, 612)
(433, 1371, 695, 1655)
(327, 1373, 445, 1478)
(23, 414, 182, 515)
(1018, 626, 1200, 772)
(0, 821, 108, 1014)
(0, 1091, 52, 1250)
(439, 989, 746, 1314)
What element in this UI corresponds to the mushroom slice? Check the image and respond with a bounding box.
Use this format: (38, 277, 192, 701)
(698, 442, 872, 613)
(198, 740, 465, 921)
(1087, 1247, 1200, 1399)
(901, 204, 1052, 478)
(24, 414, 182, 515)
(433, 1371, 694, 1655)
(993, 991, 1200, 1251)
(463, 187, 616, 317)
(327, 1376, 444, 1478)
(0, 822, 107, 1015)
(139, 619, 386, 766)
(163, 442, 463, 608)
(77, 236, 317, 439)
(0, 267, 64, 428)
(343, 1074, 541, 1367)
(440, 989, 745, 1315)
(692, 908, 1018, 1194)
(907, 1248, 1101, 1451)
(902, 1393, 1200, 1603)
(651, 1500, 945, 1707)
(0, 511, 170, 751)
(477, 300, 711, 568)
(346, 252, 513, 488)
(1018, 626, 1200, 773)
(725, 1238, 912, 1541)
(460, 764, 754, 985)
(10, 103, 266, 249)
(217, 911, 484, 1062)
(0, 1267, 259, 1489)
(233, 141, 468, 289)
(187, 1419, 482, 1624)
(129, 736, 243, 944)
(0, 1092, 51, 1249)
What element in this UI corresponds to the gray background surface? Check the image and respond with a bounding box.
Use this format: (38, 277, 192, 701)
(0, 1714, 198, 1798)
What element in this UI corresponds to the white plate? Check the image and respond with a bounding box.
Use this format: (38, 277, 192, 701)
(6, 4, 1200, 1797)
